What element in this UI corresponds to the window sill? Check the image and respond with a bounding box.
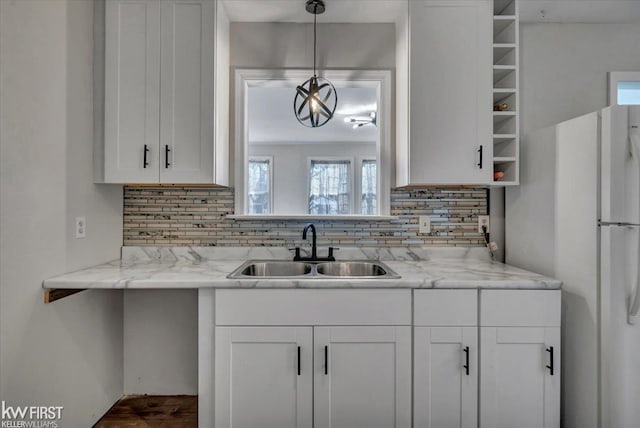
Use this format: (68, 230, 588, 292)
(227, 214, 395, 221)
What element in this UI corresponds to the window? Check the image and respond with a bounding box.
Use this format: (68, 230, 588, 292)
(247, 157, 271, 214)
(309, 159, 352, 215)
(617, 81, 640, 105)
(361, 160, 377, 215)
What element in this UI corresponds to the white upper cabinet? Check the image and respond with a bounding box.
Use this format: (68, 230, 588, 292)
(400, 0, 493, 186)
(104, 0, 161, 183)
(160, 0, 214, 183)
(102, 0, 224, 184)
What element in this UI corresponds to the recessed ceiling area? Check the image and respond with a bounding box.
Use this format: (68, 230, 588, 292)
(248, 86, 378, 144)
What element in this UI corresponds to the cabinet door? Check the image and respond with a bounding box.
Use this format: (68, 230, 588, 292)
(480, 327, 560, 428)
(159, 0, 214, 183)
(406, 0, 492, 185)
(105, 0, 160, 183)
(314, 326, 411, 428)
(414, 327, 477, 428)
(215, 327, 313, 428)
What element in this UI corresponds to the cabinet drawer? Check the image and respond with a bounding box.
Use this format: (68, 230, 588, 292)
(215, 289, 412, 326)
(480, 290, 561, 327)
(413, 289, 478, 326)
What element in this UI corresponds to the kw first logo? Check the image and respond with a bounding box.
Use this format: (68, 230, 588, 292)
(1, 402, 63, 428)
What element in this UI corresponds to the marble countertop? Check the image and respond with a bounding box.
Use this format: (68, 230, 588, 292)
(43, 246, 562, 290)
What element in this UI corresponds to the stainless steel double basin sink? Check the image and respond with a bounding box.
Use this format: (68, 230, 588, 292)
(228, 260, 400, 279)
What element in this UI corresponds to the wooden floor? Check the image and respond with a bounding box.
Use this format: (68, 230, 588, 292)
(94, 395, 197, 428)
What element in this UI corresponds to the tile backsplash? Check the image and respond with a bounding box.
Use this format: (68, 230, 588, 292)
(123, 186, 488, 247)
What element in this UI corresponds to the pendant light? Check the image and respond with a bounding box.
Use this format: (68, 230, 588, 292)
(293, 0, 337, 128)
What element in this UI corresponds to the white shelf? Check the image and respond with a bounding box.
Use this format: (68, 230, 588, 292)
(493, 111, 516, 116)
(492, 0, 519, 187)
(493, 90, 516, 105)
(493, 65, 516, 82)
(493, 133, 517, 141)
(493, 156, 517, 164)
(494, 0, 516, 16)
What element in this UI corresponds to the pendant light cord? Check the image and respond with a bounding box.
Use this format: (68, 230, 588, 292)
(313, 4, 317, 76)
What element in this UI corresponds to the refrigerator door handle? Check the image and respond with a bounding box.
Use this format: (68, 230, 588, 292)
(629, 132, 640, 325)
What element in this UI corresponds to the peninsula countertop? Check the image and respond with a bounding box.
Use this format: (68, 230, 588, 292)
(43, 246, 562, 290)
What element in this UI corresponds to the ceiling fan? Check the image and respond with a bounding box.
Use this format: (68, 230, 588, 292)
(344, 111, 377, 129)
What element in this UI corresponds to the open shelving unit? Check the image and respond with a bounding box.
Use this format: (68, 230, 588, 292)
(491, 0, 519, 185)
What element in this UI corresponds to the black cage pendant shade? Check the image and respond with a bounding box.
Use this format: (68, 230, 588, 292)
(294, 0, 337, 128)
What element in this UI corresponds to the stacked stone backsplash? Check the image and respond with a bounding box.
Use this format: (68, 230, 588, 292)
(123, 186, 488, 247)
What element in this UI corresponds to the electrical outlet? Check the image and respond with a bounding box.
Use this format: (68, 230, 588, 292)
(477, 215, 490, 233)
(419, 216, 431, 234)
(75, 216, 86, 239)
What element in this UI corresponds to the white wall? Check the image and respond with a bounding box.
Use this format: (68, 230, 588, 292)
(518, 23, 640, 137)
(0, 1, 124, 426)
(230, 22, 396, 69)
(124, 290, 198, 395)
(507, 22, 640, 269)
(250, 142, 376, 213)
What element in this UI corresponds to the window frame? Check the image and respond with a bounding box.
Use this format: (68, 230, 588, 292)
(608, 72, 640, 106)
(247, 155, 274, 215)
(358, 157, 378, 216)
(235, 69, 392, 217)
(307, 156, 355, 215)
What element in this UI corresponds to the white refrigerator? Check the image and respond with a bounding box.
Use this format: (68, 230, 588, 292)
(505, 105, 640, 428)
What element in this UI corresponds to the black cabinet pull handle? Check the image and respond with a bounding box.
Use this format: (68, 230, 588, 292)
(324, 345, 328, 375)
(546, 346, 554, 376)
(463, 346, 470, 375)
(143, 144, 150, 168)
(297, 346, 301, 376)
(477, 145, 484, 169)
(165, 145, 171, 168)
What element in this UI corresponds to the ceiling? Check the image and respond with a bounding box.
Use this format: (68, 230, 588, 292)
(221, 0, 640, 24)
(248, 86, 378, 144)
(519, 0, 640, 23)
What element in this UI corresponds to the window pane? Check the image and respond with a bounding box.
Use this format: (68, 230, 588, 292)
(361, 160, 377, 215)
(617, 81, 640, 105)
(309, 160, 351, 215)
(248, 159, 270, 214)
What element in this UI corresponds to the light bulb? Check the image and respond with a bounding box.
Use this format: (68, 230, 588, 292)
(310, 92, 320, 112)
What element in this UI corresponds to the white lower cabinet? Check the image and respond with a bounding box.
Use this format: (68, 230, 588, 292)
(314, 327, 411, 428)
(413, 290, 478, 428)
(414, 327, 478, 428)
(207, 288, 561, 428)
(215, 327, 313, 428)
(480, 290, 561, 428)
(215, 326, 410, 428)
(212, 290, 412, 428)
(480, 327, 560, 428)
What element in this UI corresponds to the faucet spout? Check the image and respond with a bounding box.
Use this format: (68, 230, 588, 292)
(302, 223, 317, 260)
